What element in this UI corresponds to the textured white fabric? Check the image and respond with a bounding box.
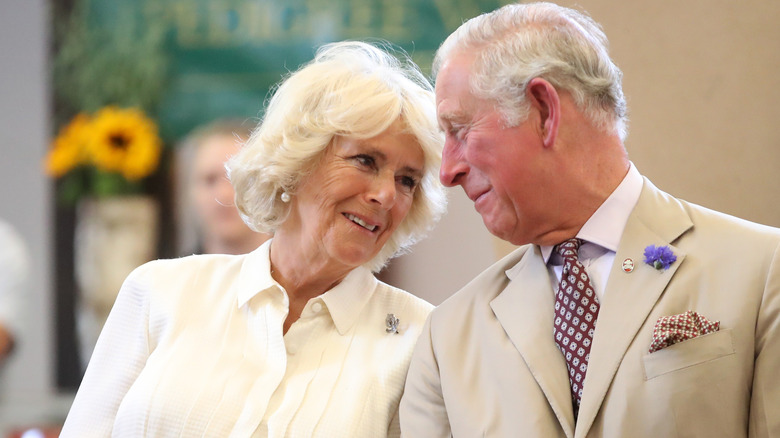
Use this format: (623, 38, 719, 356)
(60, 240, 433, 437)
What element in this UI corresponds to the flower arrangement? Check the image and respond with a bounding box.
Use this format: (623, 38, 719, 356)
(47, 0, 169, 205)
(45, 106, 162, 204)
(643, 245, 678, 271)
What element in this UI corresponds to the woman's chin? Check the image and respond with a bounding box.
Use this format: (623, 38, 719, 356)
(329, 246, 378, 270)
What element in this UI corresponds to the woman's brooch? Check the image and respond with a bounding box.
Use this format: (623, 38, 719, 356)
(386, 313, 400, 334)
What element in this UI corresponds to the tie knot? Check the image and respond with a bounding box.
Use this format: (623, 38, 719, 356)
(555, 238, 582, 259)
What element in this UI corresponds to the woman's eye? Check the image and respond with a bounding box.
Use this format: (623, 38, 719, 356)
(354, 154, 376, 168)
(199, 174, 220, 188)
(398, 175, 418, 191)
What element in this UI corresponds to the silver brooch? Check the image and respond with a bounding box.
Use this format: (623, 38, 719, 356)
(386, 313, 399, 334)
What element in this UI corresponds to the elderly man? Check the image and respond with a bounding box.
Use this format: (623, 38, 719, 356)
(400, 2, 780, 437)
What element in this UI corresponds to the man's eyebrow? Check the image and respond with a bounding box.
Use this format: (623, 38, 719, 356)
(437, 108, 468, 125)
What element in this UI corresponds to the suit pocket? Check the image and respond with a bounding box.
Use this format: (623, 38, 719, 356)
(642, 328, 735, 380)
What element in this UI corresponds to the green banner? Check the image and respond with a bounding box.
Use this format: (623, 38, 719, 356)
(81, 0, 511, 141)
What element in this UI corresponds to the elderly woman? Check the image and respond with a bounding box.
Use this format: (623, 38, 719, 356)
(61, 41, 446, 437)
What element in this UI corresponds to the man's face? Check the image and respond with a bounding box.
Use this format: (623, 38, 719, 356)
(436, 53, 554, 245)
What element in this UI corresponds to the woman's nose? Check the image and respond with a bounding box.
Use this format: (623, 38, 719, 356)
(368, 173, 397, 209)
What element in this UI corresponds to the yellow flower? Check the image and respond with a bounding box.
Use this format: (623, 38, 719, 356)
(86, 106, 162, 180)
(45, 106, 163, 204)
(45, 113, 91, 177)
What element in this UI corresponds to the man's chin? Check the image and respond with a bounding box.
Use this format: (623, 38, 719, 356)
(483, 218, 511, 242)
(482, 218, 530, 246)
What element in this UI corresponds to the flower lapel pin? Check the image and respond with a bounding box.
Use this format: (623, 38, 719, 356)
(385, 314, 399, 334)
(643, 245, 677, 271)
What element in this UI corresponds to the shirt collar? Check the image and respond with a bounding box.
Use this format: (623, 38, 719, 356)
(235, 238, 377, 336)
(320, 266, 376, 335)
(540, 162, 643, 263)
(236, 239, 278, 308)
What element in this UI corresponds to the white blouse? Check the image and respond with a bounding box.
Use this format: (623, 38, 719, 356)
(60, 240, 433, 437)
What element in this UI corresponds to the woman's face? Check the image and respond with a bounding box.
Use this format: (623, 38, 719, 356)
(190, 134, 252, 243)
(286, 120, 424, 271)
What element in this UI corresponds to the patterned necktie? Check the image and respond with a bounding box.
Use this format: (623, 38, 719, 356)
(552, 238, 600, 419)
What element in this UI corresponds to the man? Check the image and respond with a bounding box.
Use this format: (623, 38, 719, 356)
(399, 2, 780, 437)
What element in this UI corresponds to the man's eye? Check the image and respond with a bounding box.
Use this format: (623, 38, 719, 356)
(448, 126, 465, 140)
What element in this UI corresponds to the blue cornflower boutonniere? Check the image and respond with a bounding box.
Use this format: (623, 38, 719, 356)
(643, 245, 677, 270)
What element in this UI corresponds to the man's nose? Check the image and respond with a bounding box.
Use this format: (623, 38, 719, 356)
(439, 138, 468, 187)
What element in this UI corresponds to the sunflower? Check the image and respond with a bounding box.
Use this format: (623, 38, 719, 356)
(45, 112, 91, 177)
(45, 106, 163, 204)
(86, 106, 162, 180)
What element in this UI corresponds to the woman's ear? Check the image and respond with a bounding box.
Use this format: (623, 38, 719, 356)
(526, 78, 560, 148)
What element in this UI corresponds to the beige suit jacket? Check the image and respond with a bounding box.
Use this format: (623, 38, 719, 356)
(400, 178, 780, 437)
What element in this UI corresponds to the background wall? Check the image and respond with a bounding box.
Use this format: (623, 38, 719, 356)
(0, 0, 777, 432)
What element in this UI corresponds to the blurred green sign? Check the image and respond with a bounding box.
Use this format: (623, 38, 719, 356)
(85, 0, 511, 141)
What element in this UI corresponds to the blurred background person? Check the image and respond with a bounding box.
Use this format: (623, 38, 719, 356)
(0, 219, 29, 368)
(60, 40, 446, 437)
(175, 119, 272, 256)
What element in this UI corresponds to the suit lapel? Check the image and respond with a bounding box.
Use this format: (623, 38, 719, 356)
(491, 246, 576, 438)
(575, 178, 693, 437)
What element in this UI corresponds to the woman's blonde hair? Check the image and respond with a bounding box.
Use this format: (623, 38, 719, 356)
(227, 41, 447, 272)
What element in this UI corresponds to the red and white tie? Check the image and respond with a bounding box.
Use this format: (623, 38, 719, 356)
(552, 238, 600, 418)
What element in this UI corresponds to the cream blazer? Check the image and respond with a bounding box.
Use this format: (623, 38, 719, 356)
(400, 178, 780, 437)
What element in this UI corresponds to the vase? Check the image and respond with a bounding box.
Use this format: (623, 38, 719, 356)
(73, 195, 159, 369)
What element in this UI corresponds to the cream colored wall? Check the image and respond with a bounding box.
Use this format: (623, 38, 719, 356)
(390, 0, 780, 304)
(580, 0, 780, 229)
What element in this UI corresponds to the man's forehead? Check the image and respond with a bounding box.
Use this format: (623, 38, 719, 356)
(434, 55, 477, 120)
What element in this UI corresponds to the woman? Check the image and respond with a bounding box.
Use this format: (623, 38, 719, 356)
(175, 119, 272, 256)
(60, 41, 446, 437)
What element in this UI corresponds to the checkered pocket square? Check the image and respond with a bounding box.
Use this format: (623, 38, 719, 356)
(649, 310, 720, 353)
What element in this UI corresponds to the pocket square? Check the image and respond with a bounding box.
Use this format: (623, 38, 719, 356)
(649, 310, 720, 353)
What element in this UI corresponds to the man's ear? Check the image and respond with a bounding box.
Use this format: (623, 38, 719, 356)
(526, 78, 560, 148)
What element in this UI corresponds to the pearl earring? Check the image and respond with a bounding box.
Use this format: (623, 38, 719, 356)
(280, 192, 291, 203)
